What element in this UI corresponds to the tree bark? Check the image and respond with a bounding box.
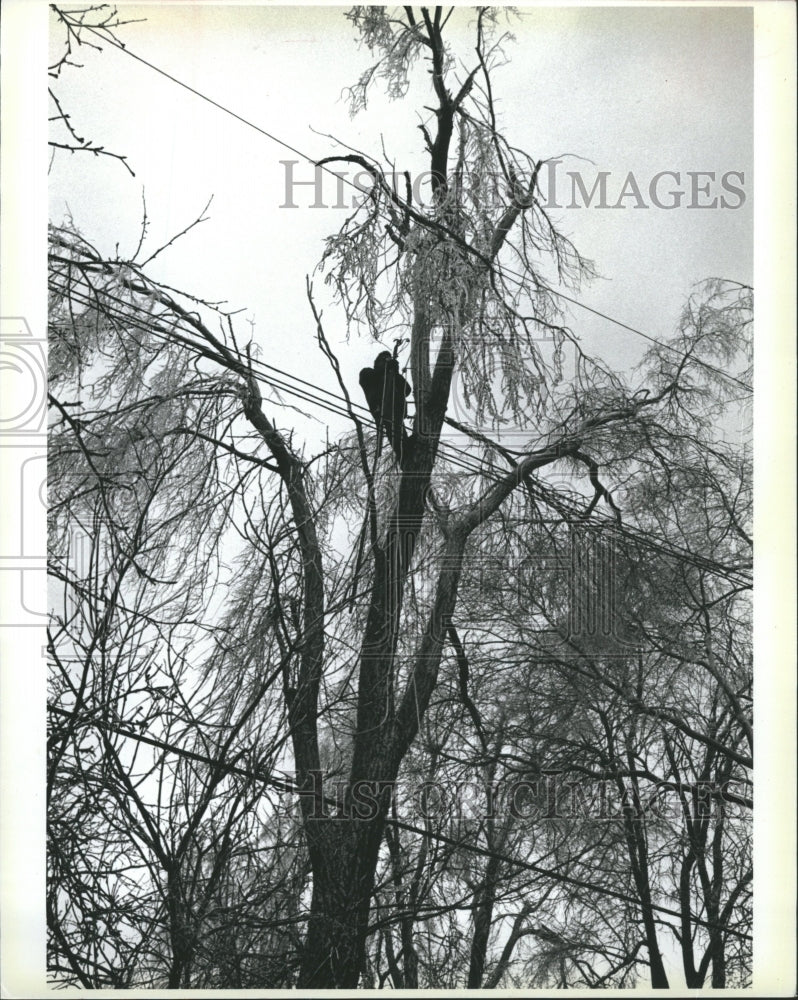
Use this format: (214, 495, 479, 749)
(467, 853, 500, 987)
(298, 815, 386, 987)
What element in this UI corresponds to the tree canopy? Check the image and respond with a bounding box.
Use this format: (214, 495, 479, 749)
(47, 5, 752, 990)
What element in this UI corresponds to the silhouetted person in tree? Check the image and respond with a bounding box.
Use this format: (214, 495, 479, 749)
(359, 351, 411, 466)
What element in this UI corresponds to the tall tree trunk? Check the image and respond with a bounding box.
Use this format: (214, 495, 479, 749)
(642, 906, 670, 989)
(709, 801, 727, 986)
(678, 847, 704, 986)
(467, 853, 500, 987)
(624, 814, 669, 988)
(605, 736, 670, 990)
(298, 813, 386, 987)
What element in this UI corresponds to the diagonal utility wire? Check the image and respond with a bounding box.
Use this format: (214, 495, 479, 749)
(47, 701, 753, 942)
(64, 14, 752, 394)
(48, 270, 753, 588)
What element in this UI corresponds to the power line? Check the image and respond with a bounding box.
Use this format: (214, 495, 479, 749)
(48, 270, 752, 587)
(50, 254, 753, 589)
(68, 15, 753, 394)
(47, 702, 752, 943)
(551, 287, 752, 392)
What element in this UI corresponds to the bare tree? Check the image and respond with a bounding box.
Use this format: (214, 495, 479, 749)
(49, 5, 141, 176)
(48, 6, 752, 989)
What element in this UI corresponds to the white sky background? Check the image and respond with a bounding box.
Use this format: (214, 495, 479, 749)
(47, 2, 754, 449)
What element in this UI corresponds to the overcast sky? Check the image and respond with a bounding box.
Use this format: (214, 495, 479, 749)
(48, 2, 754, 444)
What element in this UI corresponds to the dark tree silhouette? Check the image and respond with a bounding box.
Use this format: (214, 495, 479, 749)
(46, 5, 753, 990)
